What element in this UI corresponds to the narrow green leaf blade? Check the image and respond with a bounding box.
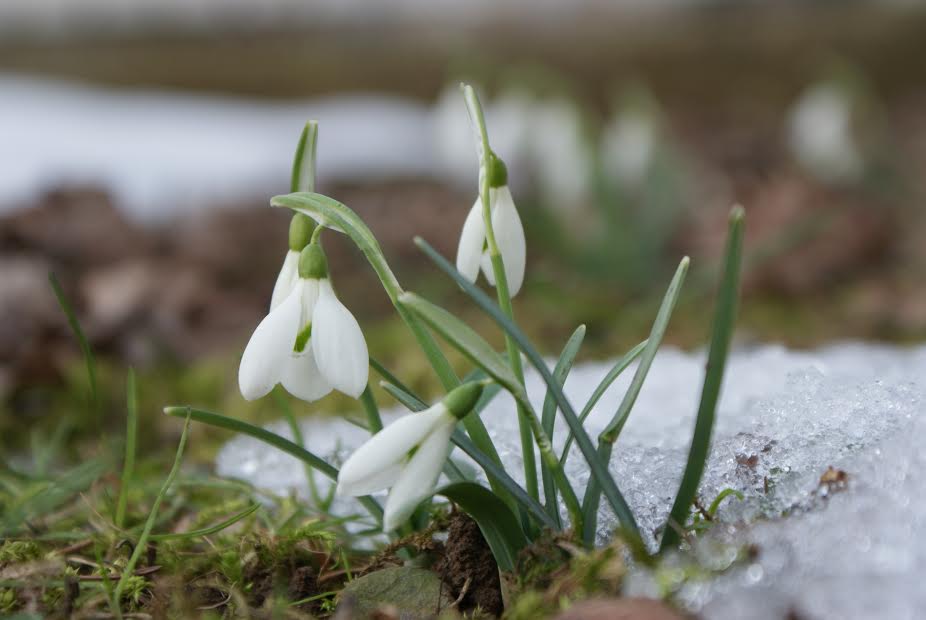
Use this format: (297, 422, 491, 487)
(163, 406, 383, 521)
(150, 503, 261, 541)
(398, 293, 522, 398)
(581, 257, 688, 544)
(437, 482, 527, 572)
(49, 272, 99, 416)
(413, 238, 641, 539)
(559, 339, 647, 466)
(540, 326, 585, 528)
(660, 206, 744, 551)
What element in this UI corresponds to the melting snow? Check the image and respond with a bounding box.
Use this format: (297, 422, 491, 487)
(216, 342, 926, 619)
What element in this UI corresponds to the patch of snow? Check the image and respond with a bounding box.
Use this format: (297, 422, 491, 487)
(216, 342, 926, 619)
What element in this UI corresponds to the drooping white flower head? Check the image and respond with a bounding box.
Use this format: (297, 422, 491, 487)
(456, 156, 526, 297)
(239, 243, 368, 403)
(337, 382, 484, 531)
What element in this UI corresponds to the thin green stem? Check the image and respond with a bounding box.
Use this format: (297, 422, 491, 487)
(114, 412, 191, 609)
(114, 369, 138, 529)
(360, 386, 383, 433)
(462, 83, 539, 503)
(272, 390, 323, 508)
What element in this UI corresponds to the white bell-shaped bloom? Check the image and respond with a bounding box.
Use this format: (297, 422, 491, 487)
(456, 185, 526, 296)
(337, 382, 483, 531)
(239, 245, 368, 402)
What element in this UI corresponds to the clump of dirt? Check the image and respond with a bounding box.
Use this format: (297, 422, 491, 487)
(435, 510, 503, 616)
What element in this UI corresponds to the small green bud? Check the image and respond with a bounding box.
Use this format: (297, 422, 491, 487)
(288, 214, 315, 252)
(298, 243, 328, 279)
(487, 151, 508, 188)
(443, 382, 484, 420)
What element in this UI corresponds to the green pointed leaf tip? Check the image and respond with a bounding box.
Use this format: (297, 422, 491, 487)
(660, 204, 744, 551)
(443, 382, 485, 419)
(290, 120, 319, 193)
(298, 243, 328, 279)
(288, 213, 315, 251)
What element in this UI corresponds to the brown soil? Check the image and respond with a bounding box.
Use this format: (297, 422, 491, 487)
(435, 509, 504, 616)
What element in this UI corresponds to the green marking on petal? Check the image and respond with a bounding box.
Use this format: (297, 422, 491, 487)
(294, 322, 312, 353)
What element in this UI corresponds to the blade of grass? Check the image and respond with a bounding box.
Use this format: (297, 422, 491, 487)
(360, 385, 383, 433)
(559, 339, 647, 466)
(581, 256, 689, 544)
(540, 326, 585, 528)
(49, 272, 99, 420)
(163, 406, 383, 522)
(272, 390, 326, 510)
(660, 206, 744, 551)
(412, 238, 641, 540)
(114, 369, 138, 529)
(113, 412, 191, 610)
(150, 503, 261, 541)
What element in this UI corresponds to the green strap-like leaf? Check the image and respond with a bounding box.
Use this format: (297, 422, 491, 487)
(581, 256, 689, 544)
(150, 503, 261, 541)
(559, 339, 647, 466)
(163, 406, 383, 522)
(660, 206, 744, 551)
(412, 238, 641, 540)
(540, 326, 585, 528)
(397, 294, 522, 398)
(438, 482, 527, 572)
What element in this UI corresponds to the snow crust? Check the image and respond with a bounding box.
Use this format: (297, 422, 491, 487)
(216, 342, 926, 619)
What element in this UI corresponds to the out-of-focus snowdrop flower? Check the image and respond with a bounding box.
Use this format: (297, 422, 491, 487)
(527, 98, 593, 208)
(601, 110, 657, 188)
(456, 156, 526, 296)
(337, 382, 484, 531)
(788, 82, 863, 183)
(239, 243, 368, 403)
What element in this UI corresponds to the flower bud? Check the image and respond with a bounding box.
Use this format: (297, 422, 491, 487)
(487, 151, 508, 188)
(443, 381, 485, 420)
(298, 243, 328, 279)
(288, 213, 315, 252)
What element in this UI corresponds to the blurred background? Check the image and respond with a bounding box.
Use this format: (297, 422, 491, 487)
(3, 0, 926, 451)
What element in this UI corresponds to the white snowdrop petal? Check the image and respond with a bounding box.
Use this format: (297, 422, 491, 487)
(238, 281, 304, 401)
(337, 462, 404, 497)
(312, 280, 369, 398)
(337, 406, 448, 492)
(490, 186, 526, 296)
(280, 346, 333, 403)
(382, 420, 455, 531)
(456, 199, 486, 283)
(270, 250, 299, 311)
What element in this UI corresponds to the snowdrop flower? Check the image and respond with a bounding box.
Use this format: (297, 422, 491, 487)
(239, 243, 368, 402)
(787, 82, 862, 183)
(270, 214, 314, 310)
(456, 155, 526, 296)
(601, 111, 657, 188)
(338, 382, 484, 531)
